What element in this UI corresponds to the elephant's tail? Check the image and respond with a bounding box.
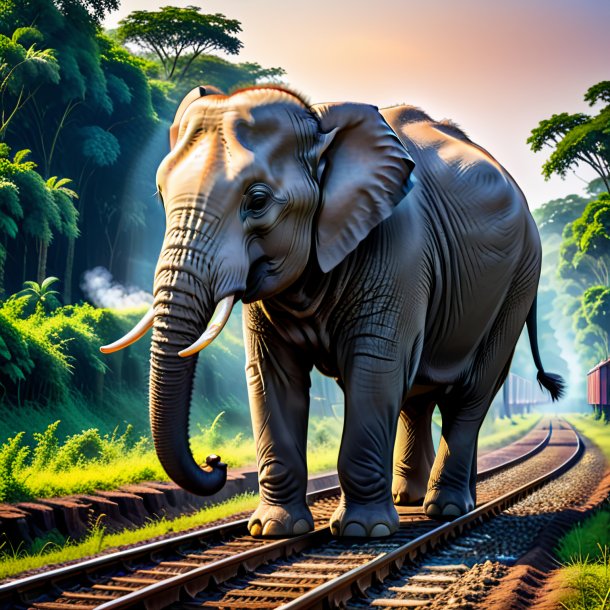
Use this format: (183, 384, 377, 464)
(526, 296, 566, 402)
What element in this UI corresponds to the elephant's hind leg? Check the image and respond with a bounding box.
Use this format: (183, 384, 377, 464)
(392, 396, 436, 505)
(424, 254, 538, 520)
(424, 394, 484, 518)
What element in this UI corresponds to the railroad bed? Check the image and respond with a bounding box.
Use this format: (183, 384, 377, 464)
(0, 418, 585, 610)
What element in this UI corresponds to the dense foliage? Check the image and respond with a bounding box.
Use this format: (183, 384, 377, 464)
(0, 0, 160, 302)
(0, 0, 284, 304)
(0, 0, 285, 435)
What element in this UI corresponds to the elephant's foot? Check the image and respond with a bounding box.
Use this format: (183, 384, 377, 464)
(248, 501, 314, 538)
(330, 497, 399, 537)
(392, 472, 428, 505)
(423, 486, 474, 520)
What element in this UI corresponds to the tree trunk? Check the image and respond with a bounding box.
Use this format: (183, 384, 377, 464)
(37, 240, 48, 285)
(63, 236, 75, 304)
(22, 240, 27, 284)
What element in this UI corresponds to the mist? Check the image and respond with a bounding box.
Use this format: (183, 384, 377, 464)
(81, 266, 153, 310)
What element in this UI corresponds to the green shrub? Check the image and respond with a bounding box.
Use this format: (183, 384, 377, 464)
(52, 429, 105, 470)
(196, 411, 226, 447)
(44, 423, 142, 472)
(0, 433, 30, 502)
(0, 308, 33, 392)
(31, 420, 60, 470)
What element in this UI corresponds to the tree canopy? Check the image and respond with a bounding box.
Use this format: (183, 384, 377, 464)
(172, 55, 285, 100)
(559, 193, 610, 287)
(117, 6, 243, 82)
(54, 0, 120, 24)
(532, 193, 590, 239)
(528, 81, 610, 193)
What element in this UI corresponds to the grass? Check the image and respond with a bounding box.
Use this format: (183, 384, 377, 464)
(0, 413, 344, 502)
(565, 413, 610, 460)
(552, 412, 610, 609)
(555, 520, 610, 610)
(0, 492, 260, 580)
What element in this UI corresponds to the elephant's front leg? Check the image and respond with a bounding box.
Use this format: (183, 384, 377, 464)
(244, 304, 314, 538)
(331, 354, 404, 537)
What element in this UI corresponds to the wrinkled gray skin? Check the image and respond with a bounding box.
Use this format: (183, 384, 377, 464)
(149, 85, 560, 538)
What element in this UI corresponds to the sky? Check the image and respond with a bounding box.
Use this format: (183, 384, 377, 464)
(104, 0, 610, 208)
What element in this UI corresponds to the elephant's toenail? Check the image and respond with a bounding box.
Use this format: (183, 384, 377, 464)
(370, 524, 392, 537)
(262, 519, 285, 536)
(343, 522, 368, 537)
(425, 503, 442, 517)
(293, 519, 311, 535)
(249, 522, 262, 537)
(441, 503, 463, 518)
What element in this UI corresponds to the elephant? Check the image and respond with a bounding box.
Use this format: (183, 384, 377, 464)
(101, 84, 564, 538)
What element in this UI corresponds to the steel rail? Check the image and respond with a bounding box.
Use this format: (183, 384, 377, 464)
(278, 423, 583, 610)
(0, 487, 339, 610)
(477, 419, 552, 479)
(95, 421, 562, 610)
(0, 419, 553, 610)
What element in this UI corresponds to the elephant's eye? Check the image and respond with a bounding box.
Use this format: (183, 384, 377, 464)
(242, 184, 273, 218)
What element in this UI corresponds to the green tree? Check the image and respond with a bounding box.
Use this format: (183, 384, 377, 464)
(532, 193, 590, 239)
(0, 146, 59, 286)
(45, 176, 79, 292)
(117, 6, 243, 82)
(174, 55, 285, 99)
(0, 175, 21, 292)
(0, 27, 59, 136)
(559, 193, 610, 287)
(54, 0, 119, 24)
(581, 285, 610, 359)
(528, 81, 610, 193)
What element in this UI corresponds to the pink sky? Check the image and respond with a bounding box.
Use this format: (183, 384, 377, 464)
(105, 0, 610, 208)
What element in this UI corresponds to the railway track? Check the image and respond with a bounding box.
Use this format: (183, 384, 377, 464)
(0, 418, 583, 610)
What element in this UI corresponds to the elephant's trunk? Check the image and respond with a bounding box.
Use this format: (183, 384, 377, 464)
(149, 273, 227, 496)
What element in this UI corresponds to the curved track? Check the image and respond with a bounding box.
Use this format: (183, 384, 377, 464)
(0, 418, 583, 610)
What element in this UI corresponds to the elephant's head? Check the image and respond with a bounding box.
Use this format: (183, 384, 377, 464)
(101, 85, 414, 496)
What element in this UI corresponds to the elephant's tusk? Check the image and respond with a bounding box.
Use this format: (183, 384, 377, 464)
(179, 295, 235, 358)
(100, 307, 155, 354)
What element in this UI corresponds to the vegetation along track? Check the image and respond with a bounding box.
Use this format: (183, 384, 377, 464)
(0, 418, 584, 610)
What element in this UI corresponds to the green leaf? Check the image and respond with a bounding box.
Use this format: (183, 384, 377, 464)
(2, 361, 25, 382)
(12, 149, 31, 164)
(40, 277, 60, 291)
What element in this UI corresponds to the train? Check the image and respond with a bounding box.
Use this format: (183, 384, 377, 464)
(587, 357, 610, 421)
(494, 372, 551, 417)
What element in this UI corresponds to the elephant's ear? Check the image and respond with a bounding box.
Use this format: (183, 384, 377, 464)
(311, 102, 415, 273)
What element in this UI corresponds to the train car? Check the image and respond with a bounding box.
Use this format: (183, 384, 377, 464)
(498, 372, 550, 417)
(587, 357, 610, 420)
